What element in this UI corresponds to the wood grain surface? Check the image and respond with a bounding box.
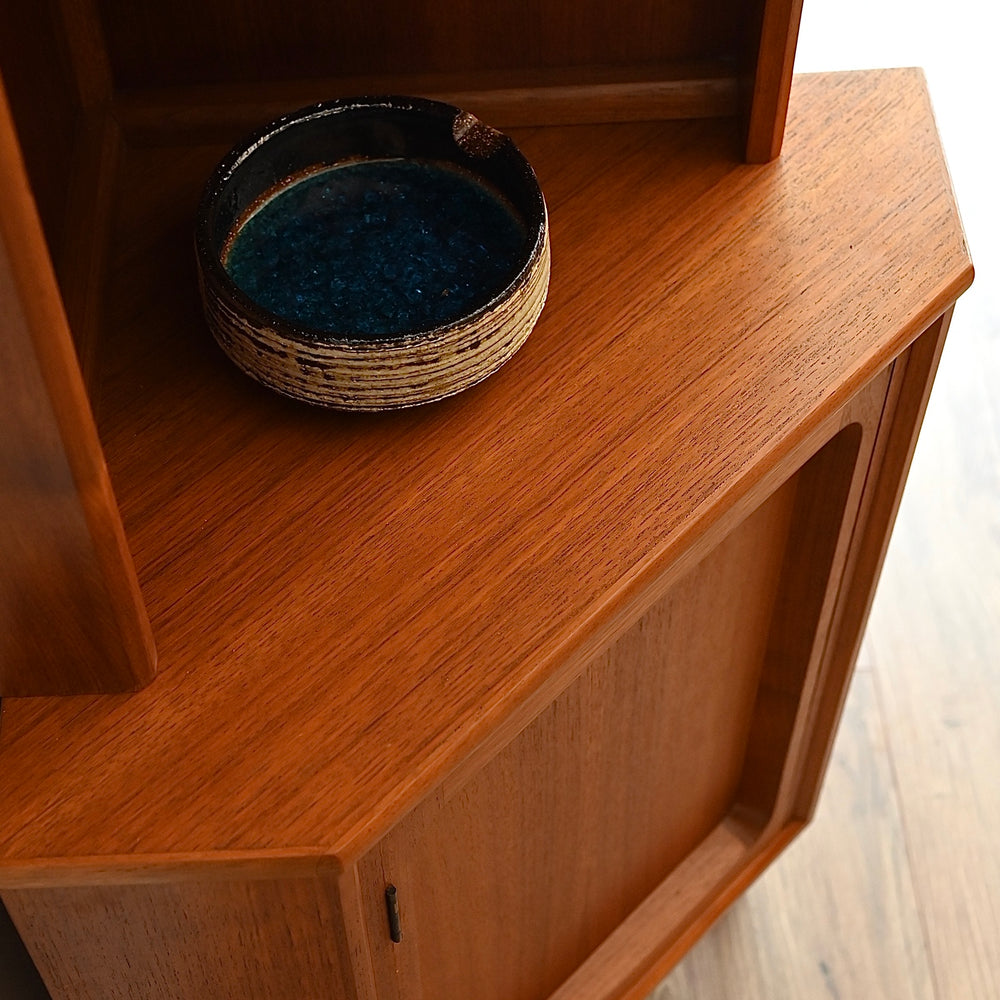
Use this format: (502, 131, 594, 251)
(645, 3, 998, 989)
(0, 3, 78, 251)
(94, 0, 752, 90)
(744, 0, 805, 161)
(637, 317, 962, 1000)
(649, 308, 997, 1000)
(0, 80, 155, 696)
(52, 0, 114, 109)
(112, 65, 743, 145)
(0, 334, 902, 1000)
(356, 361, 892, 1000)
(513, 364, 892, 1000)
(790, 312, 953, 823)
(2, 875, 355, 1000)
(0, 71, 971, 874)
(56, 111, 122, 396)
(734, 416, 867, 826)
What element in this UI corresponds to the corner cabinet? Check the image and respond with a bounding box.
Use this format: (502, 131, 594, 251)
(0, 1, 972, 996)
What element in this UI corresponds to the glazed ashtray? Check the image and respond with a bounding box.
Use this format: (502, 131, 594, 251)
(195, 96, 550, 410)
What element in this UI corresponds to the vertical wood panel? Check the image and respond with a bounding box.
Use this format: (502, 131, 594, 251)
(653, 319, 958, 998)
(0, 80, 155, 695)
(0, 5, 79, 250)
(541, 372, 898, 1000)
(735, 420, 865, 820)
(792, 314, 952, 821)
(0, 898, 49, 1000)
(53, 0, 113, 108)
(54, 111, 122, 395)
(2, 876, 355, 1000)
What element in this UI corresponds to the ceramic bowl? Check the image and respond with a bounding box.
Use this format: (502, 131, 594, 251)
(195, 96, 550, 410)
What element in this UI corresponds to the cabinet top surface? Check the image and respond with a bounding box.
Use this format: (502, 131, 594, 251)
(0, 70, 971, 877)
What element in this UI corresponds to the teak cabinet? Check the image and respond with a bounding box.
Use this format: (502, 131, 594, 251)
(0, 1, 972, 998)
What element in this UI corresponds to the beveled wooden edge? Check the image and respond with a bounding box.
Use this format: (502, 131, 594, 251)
(111, 63, 741, 145)
(545, 818, 804, 1000)
(0, 848, 340, 890)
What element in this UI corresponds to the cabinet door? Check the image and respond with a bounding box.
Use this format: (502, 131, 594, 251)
(358, 469, 814, 1000)
(356, 371, 895, 1000)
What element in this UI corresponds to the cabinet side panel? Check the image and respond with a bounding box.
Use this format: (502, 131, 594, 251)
(515, 372, 894, 1000)
(792, 312, 955, 818)
(734, 420, 866, 820)
(359, 477, 800, 1000)
(0, 7, 78, 251)
(2, 876, 355, 1000)
(744, 0, 804, 162)
(0, 81, 155, 695)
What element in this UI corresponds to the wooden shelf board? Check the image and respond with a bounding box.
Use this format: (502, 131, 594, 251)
(112, 61, 742, 145)
(0, 70, 971, 879)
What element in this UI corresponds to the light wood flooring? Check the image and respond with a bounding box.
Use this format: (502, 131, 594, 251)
(652, 4, 999, 997)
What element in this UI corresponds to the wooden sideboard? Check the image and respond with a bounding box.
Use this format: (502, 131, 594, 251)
(0, 1, 972, 995)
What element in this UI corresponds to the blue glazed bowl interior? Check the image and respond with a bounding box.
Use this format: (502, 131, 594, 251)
(197, 97, 547, 344)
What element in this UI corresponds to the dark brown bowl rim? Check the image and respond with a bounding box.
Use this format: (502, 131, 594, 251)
(195, 95, 548, 350)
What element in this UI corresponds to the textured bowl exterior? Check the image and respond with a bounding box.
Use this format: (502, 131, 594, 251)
(196, 97, 550, 411)
(199, 225, 549, 410)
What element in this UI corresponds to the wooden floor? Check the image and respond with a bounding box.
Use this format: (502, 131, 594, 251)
(652, 4, 1000, 998)
(2, 5, 996, 1000)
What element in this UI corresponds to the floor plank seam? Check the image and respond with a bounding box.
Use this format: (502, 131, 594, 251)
(869, 653, 944, 1000)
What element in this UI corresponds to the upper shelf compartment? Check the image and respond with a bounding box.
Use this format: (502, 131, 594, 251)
(99, 0, 799, 157)
(0, 0, 805, 698)
(101, 0, 801, 160)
